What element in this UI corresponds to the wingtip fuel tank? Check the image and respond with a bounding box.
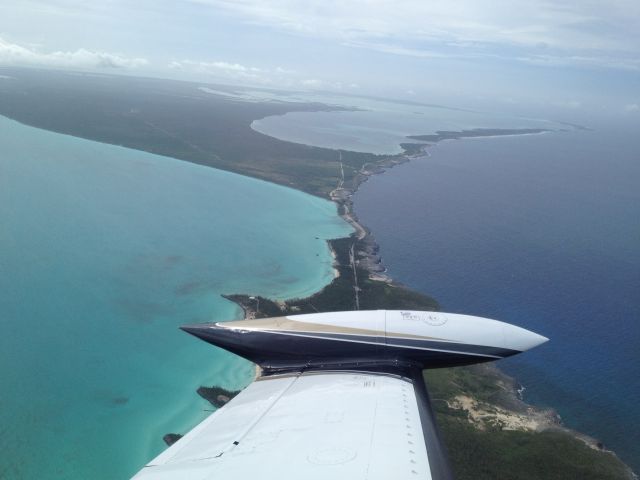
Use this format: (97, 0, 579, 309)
(181, 310, 547, 375)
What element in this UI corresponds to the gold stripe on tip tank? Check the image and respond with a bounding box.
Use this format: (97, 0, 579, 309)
(221, 317, 449, 342)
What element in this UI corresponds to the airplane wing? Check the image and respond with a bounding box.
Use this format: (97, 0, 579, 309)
(132, 310, 547, 480)
(134, 371, 447, 480)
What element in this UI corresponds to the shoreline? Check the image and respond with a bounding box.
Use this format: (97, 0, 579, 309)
(0, 68, 630, 478)
(327, 128, 555, 286)
(334, 132, 634, 474)
(447, 364, 611, 452)
(339, 130, 635, 477)
(222, 127, 635, 477)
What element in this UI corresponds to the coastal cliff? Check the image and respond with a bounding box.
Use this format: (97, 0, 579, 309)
(224, 129, 635, 479)
(0, 69, 633, 479)
(227, 238, 635, 479)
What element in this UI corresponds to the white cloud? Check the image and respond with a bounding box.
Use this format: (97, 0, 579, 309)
(343, 41, 455, 59)
(300, 78, 352, 90)
(625, 103, 639, 112)
(170, 58, 356, 91)
(301, 78, 322, 87)
(168, 59, 264, 82)
(206, 61, 260, 73)
(556, 100, 583, 109)
(0, 36, 148, 69)
(191, 0, 640, 70)
(520, 53, 640, 71)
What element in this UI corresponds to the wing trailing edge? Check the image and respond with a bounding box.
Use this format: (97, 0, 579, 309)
(134, 371, 437, 480)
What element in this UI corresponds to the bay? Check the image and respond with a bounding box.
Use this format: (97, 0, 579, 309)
(252, 95, 556, 154)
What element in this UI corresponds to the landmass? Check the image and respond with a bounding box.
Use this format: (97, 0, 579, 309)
(227, 278, 634, 480)
(196, 386, 241, 408)
(398, 128, 551, 155)
(0, 67, 633, 479)
(407, 127, 550, 142)
(162, 434, 183, 447)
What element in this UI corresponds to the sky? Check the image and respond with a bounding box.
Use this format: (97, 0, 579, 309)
(0, 0, 638, 116)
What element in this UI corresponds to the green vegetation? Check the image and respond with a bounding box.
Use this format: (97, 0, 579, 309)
(438, 417, 632, 480)
(400, 128, 551, 157)
(425, 366, 634, 479)
(0, 67, 633, 478)
(427, 365, 507, 405)
(0, 69, 553, 199)
(197, 386, 241, 408)
(162, 433, 183, 447)
(407, 127, 549, 143)
(227, 236, 439, 316)
(0, 67, 380, 197)
(230, 238, 633, 479)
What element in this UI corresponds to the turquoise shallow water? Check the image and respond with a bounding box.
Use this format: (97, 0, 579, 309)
(0, 115, 351, 479)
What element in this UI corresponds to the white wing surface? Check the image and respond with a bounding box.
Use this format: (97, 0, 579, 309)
(134, 372, 432, 480)
(133, 310, 547, 479)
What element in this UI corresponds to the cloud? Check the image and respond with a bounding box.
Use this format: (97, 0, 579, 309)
(168, 59, 264, 82)
(170, 58, 305, 87)
(301, 78, 322, 87)
(519, 53, 640, 71)
(553, 99, 582, 109)
(0, 36, 148, 69)
(625, 103, 639, 112)
(300, 78, 358, 90)
(191, 0, 640, 70)
(343, 41, 455, 60)
(169, 58, 358, 91)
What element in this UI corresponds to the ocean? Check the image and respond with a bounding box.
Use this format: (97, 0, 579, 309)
(353, 125, 640, 471)
(0, 115, 351, 479)
(252, 98, 639, 472)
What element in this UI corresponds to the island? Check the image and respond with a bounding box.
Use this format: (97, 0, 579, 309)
(0, 66, 633, 479)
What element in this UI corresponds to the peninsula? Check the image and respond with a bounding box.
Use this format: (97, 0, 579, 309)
(0, 67, 633, 479)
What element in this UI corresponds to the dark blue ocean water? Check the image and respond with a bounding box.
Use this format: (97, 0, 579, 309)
(354, 124, 640, 472)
